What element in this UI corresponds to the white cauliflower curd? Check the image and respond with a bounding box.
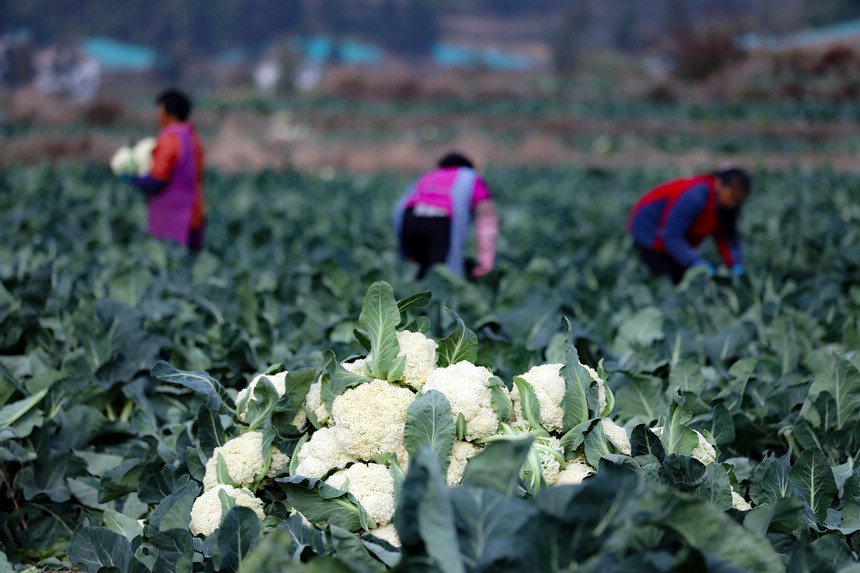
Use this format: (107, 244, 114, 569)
(367, 523, 400, 547)
(423, 361, 502, 442)
(446, 440, 482, 486)
(202, 431, 290, 490)
(731, 488, 752, 511)
(393, 330, 437, 389)
(512, 364, 565, 432)
(553, 457, 595, 486)
(650, 426, 716, 465)
(331, 378, 415, 464)
(189, 484, 265, 537)
(600, 418, 631, 455)
(305, 378, 332, 427)
(325, 462, 396, 526)
(293, 427, 357, 478)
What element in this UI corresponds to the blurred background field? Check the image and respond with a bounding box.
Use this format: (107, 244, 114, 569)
(3, 0, 860, 175)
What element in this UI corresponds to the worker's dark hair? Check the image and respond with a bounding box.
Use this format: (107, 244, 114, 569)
(437, 151, 474, 169)
(716, 167, 751, 194)
(156, 88, 192, 121)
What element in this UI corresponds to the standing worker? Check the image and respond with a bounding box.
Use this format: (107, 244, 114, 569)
(392, 151, 499, 280)
(121, 88, 206, 251)
(627, 168, 751, 283)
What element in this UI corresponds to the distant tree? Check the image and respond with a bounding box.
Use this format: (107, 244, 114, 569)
(553, 0, 592, 76)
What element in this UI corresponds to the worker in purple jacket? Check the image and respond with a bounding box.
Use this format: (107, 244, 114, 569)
(122, 89, 206, 251)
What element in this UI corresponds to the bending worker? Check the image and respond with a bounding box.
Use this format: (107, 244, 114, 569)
(627, 168, 751, 283)
(392, 151, 499, 280)
(123, 88, 206, 251)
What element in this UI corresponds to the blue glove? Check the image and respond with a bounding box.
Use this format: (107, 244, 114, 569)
(731, 263, 745, 276)
(693, 260, 715, 276)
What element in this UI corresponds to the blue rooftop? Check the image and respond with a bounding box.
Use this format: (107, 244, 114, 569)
(81, 37, 158, 71)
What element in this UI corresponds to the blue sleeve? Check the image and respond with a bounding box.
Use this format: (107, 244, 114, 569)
(661, 184, 708, 268)
(130, 175, 168, 196)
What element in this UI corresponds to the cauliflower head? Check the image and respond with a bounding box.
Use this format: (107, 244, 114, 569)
(367, 523, 401, 547)
(600, 418, 631, 455)
(446, 440, 482, 487)
(553, 457, 595, 486)
(110, 145, 134, 175)
(305, 378, 332, 427)
(332, 378, 415, 464)
(189, 484, 265, 537)
(293, 427, 358, 478)
(235, 370, 287, 419)
(731, 488, 752, 511)
(325, 462, 396, 526)
(580, 363, 608, 415)
(423, 361, 502, 442)
(512, 363, 565, 432)
(202, 431, 290, 491)
(132, 136, 156, 175)
(394, 330, 437, 389)
(649, 426, 716, 465)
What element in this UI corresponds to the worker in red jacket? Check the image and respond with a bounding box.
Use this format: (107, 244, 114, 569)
(123, 89, 206, 251)
(627, 168, 751, 283)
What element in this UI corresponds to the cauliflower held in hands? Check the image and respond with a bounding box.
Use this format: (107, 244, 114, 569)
(202, 431, 290, 491)
(110, 145, 134, 175)
(512, 364, 565, 432)
(325, 462, 396, 526)
(110, 137, 156, 176)
(332, 378, 415, 464)
(293, 427, 358, 479)
(132, 136, 156, 175)
(423, 361, 502, 442)
(189, 484, 266, 537)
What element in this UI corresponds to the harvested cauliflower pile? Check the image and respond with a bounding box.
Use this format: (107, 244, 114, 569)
(332, 378, 415, 464)
(424, 361, 502, 442)
(325, 462, 396, 526)
(189, 484, 266, 537)
(202, 431, 290, 490)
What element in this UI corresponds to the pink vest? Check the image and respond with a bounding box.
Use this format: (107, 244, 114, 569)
(147, 124, 197, 246)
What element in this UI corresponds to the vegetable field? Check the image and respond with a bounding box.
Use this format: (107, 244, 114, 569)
(2, 161, 860, 572)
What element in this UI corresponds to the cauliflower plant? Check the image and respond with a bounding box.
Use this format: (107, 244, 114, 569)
(601, 418, 631, 455)
(446, 440, 482, 487)
(554, 457, 595, 486)
(650, 426, 716, 465)
(423, 361, 503, 442)
(580, 363, 608, 415)
(235, 370, 308, 430)
(293, 427, 357, 478)
(331, 378, 415, 464)
(512, 364, 565, 432)
(325, 462, 396, 526)
(202, 431, 290, 491)
(189, 484, 265, 537)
